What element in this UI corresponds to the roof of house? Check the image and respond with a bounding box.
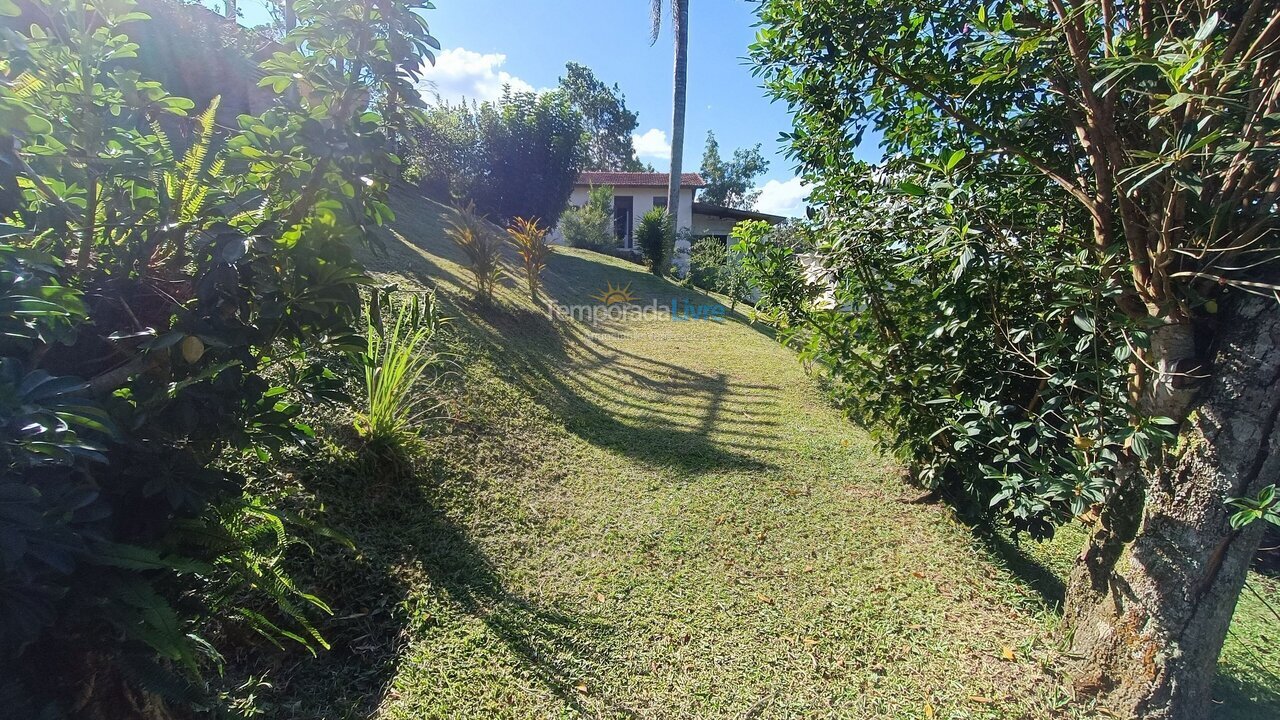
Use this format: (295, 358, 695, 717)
(577, 172, 707, 188)
(691, 202, 787, 225)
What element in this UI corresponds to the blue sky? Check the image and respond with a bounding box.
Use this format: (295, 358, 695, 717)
(207, 0, 885, 216)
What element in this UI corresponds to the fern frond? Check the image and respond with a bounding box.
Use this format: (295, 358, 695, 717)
(11, 71, 45, 98)
(181, 95, 221, 181)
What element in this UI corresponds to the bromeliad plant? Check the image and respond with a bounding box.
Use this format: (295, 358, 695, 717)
(446, 201, 504, 304)
(506, 216, 552, 301)
(358, 290, 445, 447)
(0, 0, 436, 714)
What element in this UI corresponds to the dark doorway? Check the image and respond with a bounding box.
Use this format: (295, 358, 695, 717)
(613, 196, 634, 248)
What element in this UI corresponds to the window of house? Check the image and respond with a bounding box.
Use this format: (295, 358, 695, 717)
(653, 197, 668, 209)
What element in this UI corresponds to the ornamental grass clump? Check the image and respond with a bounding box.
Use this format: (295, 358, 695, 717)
(358, 292, 445, 447)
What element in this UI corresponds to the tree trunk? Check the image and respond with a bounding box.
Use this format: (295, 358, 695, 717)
(666, 0, 689, 237)
(1064, 292, 1280, 719)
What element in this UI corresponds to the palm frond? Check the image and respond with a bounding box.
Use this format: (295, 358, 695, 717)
(649, 0, 663, 44)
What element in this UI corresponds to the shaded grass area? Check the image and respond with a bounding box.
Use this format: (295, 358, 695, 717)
(221, 188, 1277, 719)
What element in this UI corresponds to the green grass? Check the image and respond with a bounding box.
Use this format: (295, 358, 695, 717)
(222, 186, 1278, 719)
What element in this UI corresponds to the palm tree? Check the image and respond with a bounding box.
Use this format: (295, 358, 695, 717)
(650, 0, 690, 235)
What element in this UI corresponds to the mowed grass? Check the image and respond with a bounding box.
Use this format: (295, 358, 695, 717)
(225, 187, 1278, 719)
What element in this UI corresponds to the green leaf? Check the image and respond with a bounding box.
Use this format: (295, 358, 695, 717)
(0, 0, 20, 17)
(1194, 13, 1219, 43)
(899, 181, 927, 196)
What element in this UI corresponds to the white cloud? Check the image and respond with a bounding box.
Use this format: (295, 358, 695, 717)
(418, 48, 534, 104)
(633, 128, 672, 161)
(755, 177, 810, 218)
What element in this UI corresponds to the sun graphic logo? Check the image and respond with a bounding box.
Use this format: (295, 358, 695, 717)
(591, 281, 638, 306)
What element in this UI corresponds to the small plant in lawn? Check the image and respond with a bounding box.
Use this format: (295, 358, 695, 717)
(636, 207, 671, 276)
(507, 216, 553, 301)
(446, 202, 504, 304)
(358, 291, 445, 448)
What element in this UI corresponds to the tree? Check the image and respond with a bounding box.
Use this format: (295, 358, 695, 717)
(750, 1, 1279, 717)
(406, 90, 583, 226)
(475, 88, 583, 225)
(700, 131, 770, 209)
(558, 62, 646, 172)
(405, 100, 484, 201)
(650, 0, 690, 231)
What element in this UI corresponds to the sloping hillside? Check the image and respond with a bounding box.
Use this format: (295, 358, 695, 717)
(222, 187, 1277, 719)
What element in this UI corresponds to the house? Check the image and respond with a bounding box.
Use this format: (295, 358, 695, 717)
(558, 172, 786, 264)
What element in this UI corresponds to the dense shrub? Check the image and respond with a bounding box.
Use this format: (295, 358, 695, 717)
(560, 184, 616, 252)
(689, 228, 754, 309)
(735, 167, 1140, 538)
(0, 0, 434, 713)
(635, 207, 672, 276)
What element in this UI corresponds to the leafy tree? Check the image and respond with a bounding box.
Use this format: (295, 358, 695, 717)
(699, 131, 769, 209)
(649, 0, 690, 230)
(405, 100, 483, 201)
(636, 207, 672, 275)
(751, 1, 1279, 716)
(407, 90, 584, 225)
(0, 0, 434, 713)
(559, 62, 646, 172)
(560, 184, 616, 252)
(474, 89, 583, 225)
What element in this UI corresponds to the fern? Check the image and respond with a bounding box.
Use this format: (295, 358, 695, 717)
(148, 96, 225, 263)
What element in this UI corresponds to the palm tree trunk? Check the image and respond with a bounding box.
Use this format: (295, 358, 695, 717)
(666, 0, 689, 240)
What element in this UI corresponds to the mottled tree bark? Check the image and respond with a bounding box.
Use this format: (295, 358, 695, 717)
(1065, 293, 1280, 719)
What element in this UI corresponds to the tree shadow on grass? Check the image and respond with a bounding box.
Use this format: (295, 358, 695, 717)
(224, 438, 617, 718)
(946, 495, 1068, 611)
(477, 306, 785, 474)
(1210, 663, 1280, 719)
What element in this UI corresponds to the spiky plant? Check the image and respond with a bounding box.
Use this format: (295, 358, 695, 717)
(505, 216, 552, 302)
(358, 292, 444, 447)
(636, 207, 672, 276)
(445, 202, 504, 304)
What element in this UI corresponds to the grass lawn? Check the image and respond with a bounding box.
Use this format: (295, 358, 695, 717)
(223, 187, 1278, 719)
